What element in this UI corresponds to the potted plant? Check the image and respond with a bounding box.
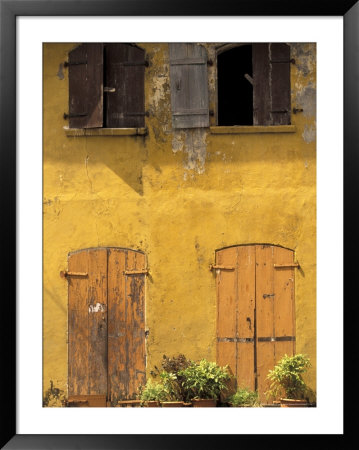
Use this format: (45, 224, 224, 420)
(158, 371, 186, 407)
(227, 387, 261, 407)
(150, 354, 192, 406)
(179, 359, 232, 407)
(138, 379, 167, 407)
(265, 354, 314, 407)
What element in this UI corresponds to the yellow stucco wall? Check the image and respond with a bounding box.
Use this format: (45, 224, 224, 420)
(43, 43, 316, 403)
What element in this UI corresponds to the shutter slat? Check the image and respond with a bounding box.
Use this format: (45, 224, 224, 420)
(270, 43, 291, 125)
(68, 43, 103, 129)
(105, 44, 145, 128)
(169, 43, 209, 129)
(252, 43, 271, 126)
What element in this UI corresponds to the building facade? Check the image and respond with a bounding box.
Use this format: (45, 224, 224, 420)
(43, 42, 316, 406)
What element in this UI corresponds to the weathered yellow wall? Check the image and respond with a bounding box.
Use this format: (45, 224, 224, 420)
(43, 43, 316, 403)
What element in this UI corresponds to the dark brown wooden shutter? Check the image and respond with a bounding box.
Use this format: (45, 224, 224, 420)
(270, 43, 291, 125)
(252, 43, 271, 126)
(68, 43, 104, 128)
(105, 44, 146, 128)
(169, 43, 209, 129)
(252, 43, 291, 126)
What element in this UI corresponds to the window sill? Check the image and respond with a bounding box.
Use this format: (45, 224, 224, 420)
(64, 127, 147, 137)
(209, 125, 296, 134)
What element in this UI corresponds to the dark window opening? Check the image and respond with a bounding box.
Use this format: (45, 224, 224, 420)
(217, 45, 253, 126)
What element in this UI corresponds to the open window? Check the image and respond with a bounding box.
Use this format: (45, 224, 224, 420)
(217, 43, 292, 126)
(66, 43, 147, 129)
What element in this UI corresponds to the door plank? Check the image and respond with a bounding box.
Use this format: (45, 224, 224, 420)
(87, 249, 108, 395)
(237, 246, 256, 390)
(107, 248, 127, 404)
(68, 251, 89, 396)
(255, 245, 276, 402)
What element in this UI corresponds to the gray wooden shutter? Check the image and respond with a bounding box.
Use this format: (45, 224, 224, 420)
(68, 43, 104, 129)
(105, 44, 146, 128)
(252, 43, 271, 126)
(169, 43, 209, 129)
(270, 43, 291, 125)
(252, 43, 291, 126)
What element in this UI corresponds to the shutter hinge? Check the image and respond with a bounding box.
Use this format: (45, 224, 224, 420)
(121, 60, 149, 67)
(126, 111, 150, 117)
(64, 60, 87, 67)
(209, 264, 235, 271)
(274, 262, 300, 268)
(64, 112, 88, 120)
(124, 269, 149, 275)
(270, 58, 295, 64)
(60, 271, 88, 279)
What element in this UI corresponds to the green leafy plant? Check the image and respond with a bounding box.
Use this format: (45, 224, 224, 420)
(138, 379, 168, 403)
(159, 371, 183, 401)
(151, 354, 191, 402)
(228, 387, 261, 407)
(265, 354, 312, 401)
(178, 359, 232, 400)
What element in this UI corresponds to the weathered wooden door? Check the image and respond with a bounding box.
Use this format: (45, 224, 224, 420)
(215, 244, 296, 402)
(67, 247, 146, 406)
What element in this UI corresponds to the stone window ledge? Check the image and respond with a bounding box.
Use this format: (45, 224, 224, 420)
(210, 125, 296, 134)
(64, 127, 147, 137)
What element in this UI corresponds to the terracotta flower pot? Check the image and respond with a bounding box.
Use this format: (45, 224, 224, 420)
(161, 401, 184, 407)
(280, 398, 309, 407)
(145, 401, 161, 407)
(191, 398, 217, 407)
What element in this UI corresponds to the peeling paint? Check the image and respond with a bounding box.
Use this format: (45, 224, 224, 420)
(172, 129, 207, 175)
(89, 302, 106, 313)
(56, 63, 64, 80)
(302, 124, 316, 143)
(295, 82, 316, 118)
(291, 43, 316, 77)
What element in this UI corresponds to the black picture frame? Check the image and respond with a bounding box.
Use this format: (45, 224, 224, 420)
(1, 0, 355, 448)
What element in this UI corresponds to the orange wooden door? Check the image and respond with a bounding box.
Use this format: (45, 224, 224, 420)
(68, 247, 146, 406)
(216, 244, 295, 402)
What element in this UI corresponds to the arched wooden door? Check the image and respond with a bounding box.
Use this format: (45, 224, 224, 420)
(215, 244, 296, 402)
(67, 247, 146, 406)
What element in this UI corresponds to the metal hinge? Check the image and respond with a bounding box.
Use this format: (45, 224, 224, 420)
(64, 60, 87, 67)
(274, 262, 300, 268)
(116, 60, 149, 67)
(270, 58, 295, 64)
(126, 111, 150, 117)
(63, 112, 88, 120)
(209, 264, 235, 271)
(123, 269, 149, 275)
(60, 271, 88, 279)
